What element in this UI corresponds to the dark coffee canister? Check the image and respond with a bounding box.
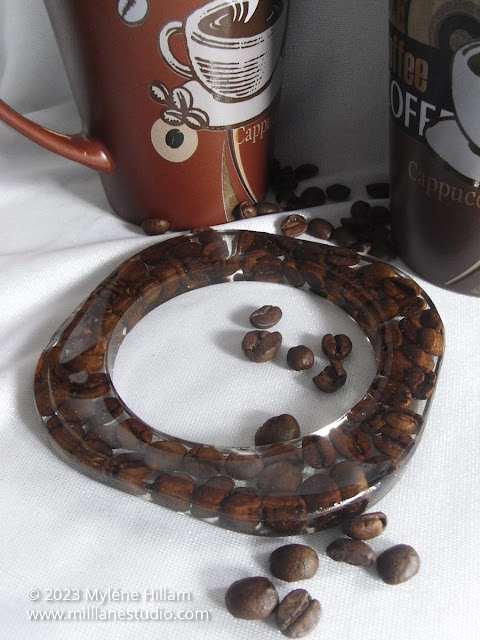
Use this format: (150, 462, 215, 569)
(389, 0, 480, 295)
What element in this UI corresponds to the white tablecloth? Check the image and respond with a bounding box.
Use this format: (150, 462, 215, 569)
(1, 2, 479, 639)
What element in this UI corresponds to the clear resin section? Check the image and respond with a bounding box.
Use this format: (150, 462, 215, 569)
(34, 230, 444, 536)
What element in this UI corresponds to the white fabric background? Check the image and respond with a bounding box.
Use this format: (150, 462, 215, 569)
(0, 1, 479, 639)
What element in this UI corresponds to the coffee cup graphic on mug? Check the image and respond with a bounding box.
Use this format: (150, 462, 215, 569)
(159, 0, 287, 102)
(0, 0, 289, 230)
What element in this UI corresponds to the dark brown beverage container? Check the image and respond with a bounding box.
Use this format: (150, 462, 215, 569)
(0, 0, 290, 230)
(389, 0, 480, 295)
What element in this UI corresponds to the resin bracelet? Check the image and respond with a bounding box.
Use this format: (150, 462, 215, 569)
(34, 229, 444, 536)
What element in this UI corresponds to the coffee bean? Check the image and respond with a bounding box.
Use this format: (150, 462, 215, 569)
(272, 169, 299, 191)
(242, 330, 282, 363)
(141, 218, 170, 235)
(351, 241, 372, 254)
(369, 205, 391, 224)
(313, 359, 347, 393)
(220, 487, 261, 532)
(225, 577, 279, 620)
(257, 461, 303, 494)
(351, 200, 371, 218)
(329, 425, 372, 462)
(376, 544, 420, 584)
(255, 414, 301, 446)
(326, 184, 351, 201)
(262, 444, 304, 468)
(294, 163, 319, 181)
(366, 182, 390, 199)
(275, 589, 321, 638)
(420, 308, 443, 331)
(183, 444, 224, 478)
(332, 226, 358, 248)
(151, 471, 195, 511)
(249, 305, 283, 329)
(224, 452, 263, 479)
(341, 511, 387, 540)
(190, 476, 234, 519)
(321, 334, 352, 360)
(301, 435, 336, 469)
(300, 186, 326, 208)
(306, 217, 333, 240)
(144, 440, 187, 472)
(329, 460, 369, 499)
(256, 201, 281, 215)
(281, 214, 308, 237)
(270, 544, 319, 582)
(300, 472, 341, 512)
(234, 201, 258, 219)
(417, 327, 444, 355)
(287, 345, 314, 371)
(326, 538, 376, 566)
(261, 495, 308, 534)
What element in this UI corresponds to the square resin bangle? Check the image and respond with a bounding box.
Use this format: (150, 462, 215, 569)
(34, 230, 444, 536)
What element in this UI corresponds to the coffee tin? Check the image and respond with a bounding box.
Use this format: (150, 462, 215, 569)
(389, 0, 480, 295)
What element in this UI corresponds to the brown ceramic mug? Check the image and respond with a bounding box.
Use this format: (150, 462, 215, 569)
(0, 0, 289, 230)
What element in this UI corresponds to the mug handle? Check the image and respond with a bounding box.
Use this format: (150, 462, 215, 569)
(0, 99, 115, 173)
(159, 21, 194, 79)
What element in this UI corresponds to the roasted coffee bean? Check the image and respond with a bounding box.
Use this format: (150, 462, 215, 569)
(371, 377, 413, 408)
(366, 182, 390, 199)
(332, 226, 358, 248)
(329, 460, 369, 500)
(275, 589, 321, 638)
(357, 262, 396, 286)
(326, 183, 351, 201)
(287, 345, 314, 371)
(321, 334, 352, 360)
(249, 305, 283, 329)
(300, 186, 327, 208)
(225, 577, 279, 620)
(144, 440, 187, 472)
(272, 169, 299, 191)
(235, 201, 258, 219)
(373, 425, 414, 459)
(141, 218, 170, 235)
(151, 471, 195, 511)
(351, 241, 372, 254)
(262, 444, 304, 468)
(307, 217, 334, 240)
(313, 359, 347, 393)
(220, 487, 261, 532)
(257, 462, 303, 494)
(399, 317, 422, 343)
(341, 511, 387, 540)
(242, 330, 282, 362)
(117, 418, 153, 449)
(420, 308, 443, 331)
(326, 538, 376, 566)
(417, 327, 444, 355)
(183, 444, 224, 478)
(300, 473, 342, 512)
(256, 201, 281, 216)
(109, 453, 152, 492)
(224, 452, 263, 479)
(255, 414, 300, 446)
(270, 544, 319, 582)
(261, 495, 308, 534)
(329, 425, 372, 462)
(369, 205, 391, 224)
(190, 476, 234, 519)
(294, 163, 319, 181)
(281, 214, 308, 237)
(383, 408, 422, 434)
(302, 435, 336, 469)
(404, 368, 436, 399)
(401, 343, 434, 371)
(351, 200, 371, 218)
(376, 544, 420, 584)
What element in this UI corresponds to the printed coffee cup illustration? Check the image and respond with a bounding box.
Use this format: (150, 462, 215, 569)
(0, 0, 289, 230)
(159, 0, 287, 103)
(425, 39, 480, 182)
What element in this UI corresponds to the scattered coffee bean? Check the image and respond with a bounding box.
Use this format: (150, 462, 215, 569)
(313, 359, 347, 393)
(321, 334, 352, 360)
(249, 305, 283, 329)
(281, 214, 308, 237)
(242, 330, 282, 363)
(331, 226, 358, 248)
(300, 186, 326, 208)
(270, 544, 319, 582)
(256, 201, 280, 216)
(235, 201, 258, 219)
(275, 589, 321, 638)
(287, 345, 314, 371)
(307, 217, 334, 240)
(366, 182, 390, 199)
(326, 183, 351, 201)
(225, 576, 279, 620)
(294, 163, 319, 181)
(341, 511, 387, 540)
(376, 544, 420, 585)
(255, 414, 300, 446)
(351, 200, 371, 218)
(326, 538, 376, 566)
(141, 218, 170, 235)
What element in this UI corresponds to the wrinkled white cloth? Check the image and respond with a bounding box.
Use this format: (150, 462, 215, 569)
(1, 2, 479, 639)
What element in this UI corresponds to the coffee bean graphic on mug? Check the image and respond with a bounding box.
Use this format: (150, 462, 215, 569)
(117, 0, 149, 25)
